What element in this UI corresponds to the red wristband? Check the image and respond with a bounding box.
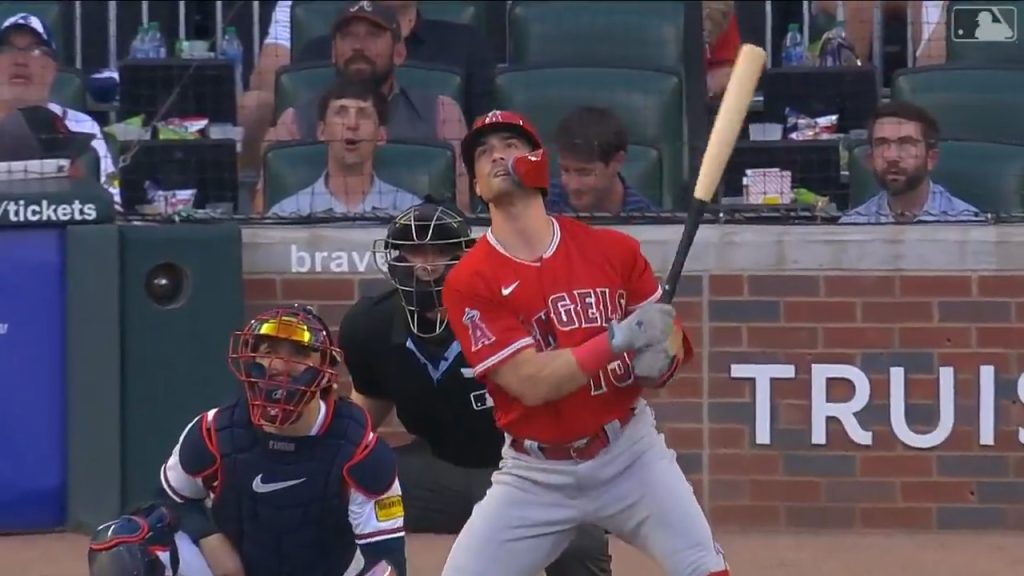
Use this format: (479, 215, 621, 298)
(571, 332, 616, 376)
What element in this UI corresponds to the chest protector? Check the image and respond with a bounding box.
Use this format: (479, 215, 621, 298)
(206, 398, 369, 576)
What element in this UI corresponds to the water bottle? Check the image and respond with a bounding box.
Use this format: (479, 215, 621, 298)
(781, 23, 805, 67)
(147, 22, 167, 59)
(129, 25, 150, 59)
(220, 26, 245, 97)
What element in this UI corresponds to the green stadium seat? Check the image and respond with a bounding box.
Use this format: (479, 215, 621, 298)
(291, 1, 497, 60)
(495, 66, 684, 208)
(945, 1, 1024, 64)
(892, 65, 1024, 100)
(848, 140, 1024, 213)
(262, 140, 457, 209)
(891, 66, 1024, 144)
(52, 67, 86, 111)
(274, 62, 464, 120)
(507, 1, 687, 67)
(418, 1, 490, 29)
(619, 146, 661, 203)
(899, 93, 1024, 144)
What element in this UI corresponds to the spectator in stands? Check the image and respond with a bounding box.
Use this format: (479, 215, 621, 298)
(704, 1, 741, 97)
(243, 1, 489, 179)
(546, 106, 656, 215)
(0, 13, 119, 208)
(238, 1, 292, 171)
(267, 74, 420, 217)
(841, 101, 981, 224)
(267, 2, 469, 211)
(297, 1, 496, 122)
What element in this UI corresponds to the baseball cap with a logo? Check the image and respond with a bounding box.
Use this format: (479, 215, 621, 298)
(0, 106, 95, 163)
(332, 1, 402, 41)
(0, 13, 57, 57)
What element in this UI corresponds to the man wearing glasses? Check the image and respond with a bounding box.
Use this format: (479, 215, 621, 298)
(0, 13, 119, 207)
(840, 101, 981, 224)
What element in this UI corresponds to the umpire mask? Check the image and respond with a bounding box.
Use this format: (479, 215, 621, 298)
(373, 201, 474, 338)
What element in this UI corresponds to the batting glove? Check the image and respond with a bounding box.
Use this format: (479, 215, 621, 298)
(608, 303, 676, 354)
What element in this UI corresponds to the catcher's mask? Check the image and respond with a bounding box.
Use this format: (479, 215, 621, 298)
(88, 504, 179, 576)
(228, 305, 341, 427)
(373, 201, 474, 337)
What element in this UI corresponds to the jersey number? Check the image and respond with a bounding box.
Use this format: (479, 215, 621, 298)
(589, 355, 635, 395)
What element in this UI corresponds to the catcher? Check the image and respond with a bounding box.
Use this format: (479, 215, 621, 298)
(87, 305, 405, 576)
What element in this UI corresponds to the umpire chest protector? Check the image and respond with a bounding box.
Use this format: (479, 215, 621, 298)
(205, 397, 368, 576)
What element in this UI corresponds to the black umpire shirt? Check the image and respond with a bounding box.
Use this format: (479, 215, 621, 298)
(296, 11, 496, 121)
(339, 288, 504, 469)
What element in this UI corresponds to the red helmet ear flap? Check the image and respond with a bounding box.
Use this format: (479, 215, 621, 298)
(508, 148, 549, 192)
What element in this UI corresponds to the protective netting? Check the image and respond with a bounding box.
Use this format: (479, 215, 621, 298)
(0, 1, 1020, 226)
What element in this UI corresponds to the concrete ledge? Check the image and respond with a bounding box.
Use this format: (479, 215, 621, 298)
(241, 223, 1024, 275)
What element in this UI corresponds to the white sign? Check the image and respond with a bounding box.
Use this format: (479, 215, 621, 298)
(289, 244, 387, 274)
(0, 199, 98, 224)
(730, 363, 1024, 449)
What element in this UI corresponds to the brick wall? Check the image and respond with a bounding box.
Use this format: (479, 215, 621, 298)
(244, 272, 1024, 531)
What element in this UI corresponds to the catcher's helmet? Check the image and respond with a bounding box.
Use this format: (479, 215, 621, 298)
(88, 504, 179, 576)
(461, 110, 549, 193)
(228, 304, 342, 427)
(373, 199, 474, 337)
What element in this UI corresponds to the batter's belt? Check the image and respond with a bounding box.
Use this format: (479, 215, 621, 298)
(509, 407, 637, 462)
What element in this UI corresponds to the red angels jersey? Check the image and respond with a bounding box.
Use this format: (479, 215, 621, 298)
(444, 215, 691, 445)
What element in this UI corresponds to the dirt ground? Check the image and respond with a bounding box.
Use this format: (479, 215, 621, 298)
(3, 529, 1022, 576)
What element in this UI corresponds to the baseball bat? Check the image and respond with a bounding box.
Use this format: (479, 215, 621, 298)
(659, 44, 767, 303)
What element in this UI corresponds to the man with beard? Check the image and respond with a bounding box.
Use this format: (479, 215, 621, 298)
(267, 1, 469, 210)
(338, 200, 614, 576)
(841, 101, 981, 224)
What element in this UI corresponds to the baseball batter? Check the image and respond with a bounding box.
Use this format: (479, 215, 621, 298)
(87, 305, 405, 576)
(341, 200, 612, 576)
(440, 111, 729, 576)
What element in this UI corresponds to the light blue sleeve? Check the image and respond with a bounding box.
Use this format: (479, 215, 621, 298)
(838, 195, 883, 224)
(944, 196, 986, 222)
(267, 187, 317, 217)
(398, 189, 424, 210)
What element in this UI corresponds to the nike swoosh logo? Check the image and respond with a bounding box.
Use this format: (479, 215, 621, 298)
(501, 281, 520, 296)
(252, 474, 306, 493)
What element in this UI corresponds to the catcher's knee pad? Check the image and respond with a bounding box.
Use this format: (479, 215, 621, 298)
(88, 503, 179, 576)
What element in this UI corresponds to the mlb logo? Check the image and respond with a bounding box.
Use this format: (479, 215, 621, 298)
(470, 389, 494, 411)
(950, 5, 1018, 42)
